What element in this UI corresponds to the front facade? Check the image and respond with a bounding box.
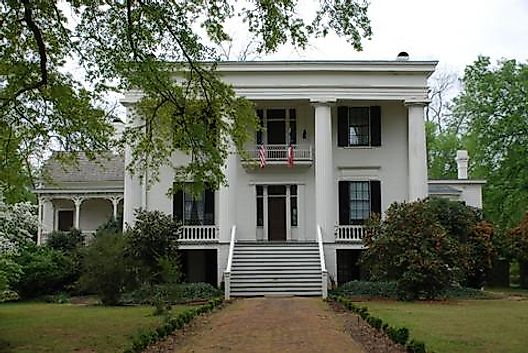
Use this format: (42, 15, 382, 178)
(37, 60, 438, 297)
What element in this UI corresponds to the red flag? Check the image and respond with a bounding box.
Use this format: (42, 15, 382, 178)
(287, 144, 294, 168)
(259, 144, 267, 168)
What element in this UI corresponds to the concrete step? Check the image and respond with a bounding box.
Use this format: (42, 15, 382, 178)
(230, 291, 322, 297)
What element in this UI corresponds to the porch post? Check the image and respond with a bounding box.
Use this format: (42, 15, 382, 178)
(312, 99, 335, 235)
(37, 197, 42, 245)
(72, 196, 84, 230)
(405, 100, 429, 201)
(110, 196, 122, 220)
(263, 185, 269, 240)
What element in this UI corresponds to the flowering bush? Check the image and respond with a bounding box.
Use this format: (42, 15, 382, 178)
(0, 194, 38, 254)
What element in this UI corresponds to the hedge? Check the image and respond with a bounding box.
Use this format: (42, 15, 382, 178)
(332, 295, 428, 353)
(123, 297, 223, 353)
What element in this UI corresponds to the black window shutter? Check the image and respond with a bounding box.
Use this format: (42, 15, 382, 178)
(370, 106, 381, 146)
(204, 188, 215, 225)
(173, 189, 184, 223)
(338, 181, 350, 225)
(370, 180, 381, 215)
(337, 106, 349, 147)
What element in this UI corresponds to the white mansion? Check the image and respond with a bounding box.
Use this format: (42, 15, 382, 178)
(35, 60, 484, 298)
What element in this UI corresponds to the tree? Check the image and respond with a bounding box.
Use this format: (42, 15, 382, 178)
(1, 1, 372, 197)
(452, 57, 528, 229)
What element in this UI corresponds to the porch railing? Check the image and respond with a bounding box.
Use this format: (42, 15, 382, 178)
(224, 225, 237, 300)
(335, 225, 365, 243)
(317, 225, 328, 299)
(179, 225, 219, 242)
(245, 144, 313, 162)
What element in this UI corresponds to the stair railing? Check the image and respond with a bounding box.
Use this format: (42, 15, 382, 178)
(224, 225, 237, 300)
(317, 225, 328, 299)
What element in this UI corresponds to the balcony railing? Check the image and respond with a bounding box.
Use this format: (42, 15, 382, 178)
(244, 144, 313, 164)
(179, 225, 219, 242)
(335, 225, 365, 243)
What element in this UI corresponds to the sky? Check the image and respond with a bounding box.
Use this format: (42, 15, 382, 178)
(264, 0, 528, 74)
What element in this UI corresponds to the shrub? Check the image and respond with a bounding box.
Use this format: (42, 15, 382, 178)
(11, 244, 77, 298)
(0, 197, 38, 253)
(506, 213, 528, 288)
(46, 229, 84, 252)
(123, 282, 222, 305)
(331, 280, 399, 299)
(95, 216, 123, 236)
(80, 232, 132, 305)
(125, 210, 180, 284)
(362, 200, 463, 300)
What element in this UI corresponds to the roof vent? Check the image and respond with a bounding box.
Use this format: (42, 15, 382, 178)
(396, 52, 409, 61)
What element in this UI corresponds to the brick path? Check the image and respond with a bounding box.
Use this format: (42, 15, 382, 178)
(166, 297, 365, 353)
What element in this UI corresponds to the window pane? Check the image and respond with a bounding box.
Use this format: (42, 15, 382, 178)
(349, 181, 370, 223)
(268, 185, 286, 196)
(290, 185, 297, 196)
(291, 196, 298, 226)
(267, 109, 286, 120)
(257, 196, 263, 226)
(348, 107, 370, 146)
(183, 188, 205, 225)
(256, 185, 263, 196)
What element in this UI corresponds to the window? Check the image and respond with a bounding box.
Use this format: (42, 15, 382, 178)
(255, 108, 297, 145)
(290, 185, 298, 226)
(256, 185, 264, 226)
(337, 106, 381, 147)
(349, 182, 370, 222)
(173, 184, 215, 225)
(338, 180, 381, 225)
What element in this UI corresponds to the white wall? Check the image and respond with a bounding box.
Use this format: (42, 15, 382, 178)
(79, 199, 113, 232)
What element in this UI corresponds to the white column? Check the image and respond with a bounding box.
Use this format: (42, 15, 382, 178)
(298, 184, 305, 241)
(72, 197, 84, 230)
(406, 101, 428, 200)
(286, 185, 291, 240)
(123, 103, 143, 227)
(111, 196, 121, 220)
(218, 148, 238, 242)
(313, 100, 335, 237)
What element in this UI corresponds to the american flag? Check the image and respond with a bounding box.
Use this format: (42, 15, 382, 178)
(287, 144, 294, 168)
(258, 144, 266, 168)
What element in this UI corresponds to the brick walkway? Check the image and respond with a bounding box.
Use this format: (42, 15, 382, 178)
(163, 297, 365, 353)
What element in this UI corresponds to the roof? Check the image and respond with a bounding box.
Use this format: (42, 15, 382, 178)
(40, 152, 124, 184)
(428, 184, 463, 195)
(428, 179, 487, 185)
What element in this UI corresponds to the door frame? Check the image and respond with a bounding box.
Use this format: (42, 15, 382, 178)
(255, 183, 303, 241)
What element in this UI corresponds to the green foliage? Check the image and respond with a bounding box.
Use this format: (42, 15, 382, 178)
(362, 200, 463, 300)
(1, 1, 372, 198)
(330, 280, 399, 299)
(426, 121, 464, 180)
(125, 210, 180, 284)
(333, 296, 420, 351)
(46, 229, 84, 252)
(11, 244, 77, 298)
(506, 213, 528, 262)
(80, 233, 132, 305)
(124, 282, 222, 305)
(95, 216, 123, 236)
(0, 195, 38, 252)
(123, 298, 223, 353)
(452, 57, 528, 229)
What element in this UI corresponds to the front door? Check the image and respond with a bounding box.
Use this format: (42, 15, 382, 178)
(268, 197, 286, 241)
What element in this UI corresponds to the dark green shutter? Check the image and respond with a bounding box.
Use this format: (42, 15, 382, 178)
(370, 106, 381, 146)
(338, 181, 350, 225)
(173, 189, 184, 223)
(370, 180, 381, 215)
(204, 188, 215, 225)
(337, 106, 348, 147)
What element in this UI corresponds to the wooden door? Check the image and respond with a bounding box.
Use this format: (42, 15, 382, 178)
(268, 197, 286, 241)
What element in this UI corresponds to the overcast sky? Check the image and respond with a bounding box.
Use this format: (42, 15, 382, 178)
(264, 0, 528, 73)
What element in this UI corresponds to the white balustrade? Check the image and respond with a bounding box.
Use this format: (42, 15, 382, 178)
(179, 225, 219, 242)
(335, 225, 365, 242)
(245, 144, 312, 161)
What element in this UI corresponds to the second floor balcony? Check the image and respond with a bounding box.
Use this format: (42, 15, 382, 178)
(242, 144, 313, 168)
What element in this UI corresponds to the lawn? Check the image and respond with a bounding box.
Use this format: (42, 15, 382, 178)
(363, 298, 528, 353)
(0, 302, 190, 353)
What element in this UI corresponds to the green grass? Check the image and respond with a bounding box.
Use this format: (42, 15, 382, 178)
(363, 299, 528, 353)
(0, 302, 190, 353)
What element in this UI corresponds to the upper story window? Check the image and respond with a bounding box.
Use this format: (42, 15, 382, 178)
(337, 106, 381, 147)
(338, 180, 381, 225)
(173, 184, 215, 225)
(256, 108, 296, 145)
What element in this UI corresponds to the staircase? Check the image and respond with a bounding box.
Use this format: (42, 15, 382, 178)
(229, 242, 323, 296)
